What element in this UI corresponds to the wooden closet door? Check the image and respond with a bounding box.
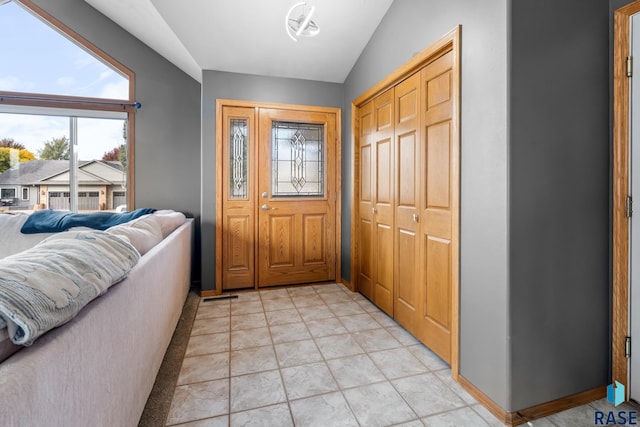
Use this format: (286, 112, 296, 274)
(358, 100, 374, 300)
(394, 72, 421, 332)
(417, 50, 456, 363)
(372, 88, 395, 315)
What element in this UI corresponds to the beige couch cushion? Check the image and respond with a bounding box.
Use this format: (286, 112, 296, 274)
(0, 213, 55, 259)
(153, 210, 187, 238)
(0, 329, 20, 363)
(106, 215, 163, 255)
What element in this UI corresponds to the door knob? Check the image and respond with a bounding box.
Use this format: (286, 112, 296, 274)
(372, 207, 377, 214)
(262, 204, 270, 211)
(412, 213, 419, 223)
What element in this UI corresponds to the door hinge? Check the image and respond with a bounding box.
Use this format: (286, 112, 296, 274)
(627, 195, 634, 218)
(626, 336, 632, 358)
(628, 56, 633, 78)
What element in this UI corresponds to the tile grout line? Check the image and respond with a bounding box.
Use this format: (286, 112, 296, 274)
(259, 288, 296, 426)
(170, 283, 484, 426)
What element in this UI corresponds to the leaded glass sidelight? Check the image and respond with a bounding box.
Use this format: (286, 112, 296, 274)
(272, 122, 324, 197)
(229, 119, 248, 199)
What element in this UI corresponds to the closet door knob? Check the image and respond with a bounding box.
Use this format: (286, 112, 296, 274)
(372, 207, 377, 214)
(412, 213, 419, 223)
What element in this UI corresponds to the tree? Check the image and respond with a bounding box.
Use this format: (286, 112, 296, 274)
(0, 147, 35, 173)
(0, 138, 26, 150)
(118, 144, 127, 169)
(102, 143, 126, 167)
(38, 136, 70, 160)
(120, 122, 127, 169)
(102, 146, 121, 161)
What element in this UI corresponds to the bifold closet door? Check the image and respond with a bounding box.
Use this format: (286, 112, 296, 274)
(372, 89, 395, 315)
(416, 50, 456, 363)
(358, 89, 395, 315)
(354, 29, 459, 371)
(393, 72, 421, 333)
(358, 100, 374, 301)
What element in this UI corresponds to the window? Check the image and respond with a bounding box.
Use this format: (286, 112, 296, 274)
(0, 0, 135, 212)
(1, 188, 16, 199)
(21, 187, 28, 200)
(271, 121, 325, 197)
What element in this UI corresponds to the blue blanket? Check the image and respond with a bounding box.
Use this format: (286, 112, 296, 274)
(20, 208, 156, 234)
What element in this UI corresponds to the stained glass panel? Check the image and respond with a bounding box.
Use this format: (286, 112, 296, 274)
(272, 122, 324, 197)
(230, 119, 248, 199)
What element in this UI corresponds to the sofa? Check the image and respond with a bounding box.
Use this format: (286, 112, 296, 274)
(0, 210, 193, 427)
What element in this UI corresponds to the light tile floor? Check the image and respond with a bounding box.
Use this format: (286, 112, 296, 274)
(165, 283, 622, 426)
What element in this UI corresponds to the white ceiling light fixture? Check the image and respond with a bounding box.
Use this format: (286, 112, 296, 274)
(285, 2, 320, 42)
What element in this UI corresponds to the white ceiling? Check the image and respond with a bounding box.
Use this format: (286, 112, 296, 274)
(83, 0, 394, 84)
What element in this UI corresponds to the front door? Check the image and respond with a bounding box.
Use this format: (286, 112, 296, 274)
(218, 102, 340, 291)
(257, 108, 337, 287)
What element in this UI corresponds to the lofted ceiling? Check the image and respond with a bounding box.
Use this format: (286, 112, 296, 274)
(83, 0, 394, 84)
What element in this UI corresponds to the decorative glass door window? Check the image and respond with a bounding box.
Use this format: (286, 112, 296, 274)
(271, 121, 324, 197)
(229, 119, 248, 199)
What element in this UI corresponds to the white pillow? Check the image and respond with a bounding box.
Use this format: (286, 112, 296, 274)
(106, 215, 163, 255)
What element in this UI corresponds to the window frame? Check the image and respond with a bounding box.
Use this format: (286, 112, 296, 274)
(21, 187, 28, 201)
(0, 0, 136, 210)
(1, 187, 16, 200)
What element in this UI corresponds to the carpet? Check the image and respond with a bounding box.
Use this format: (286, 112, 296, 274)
(138, 289, 200, 427)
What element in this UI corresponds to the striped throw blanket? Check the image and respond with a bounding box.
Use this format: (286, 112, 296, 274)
(0, 230, 140, 345)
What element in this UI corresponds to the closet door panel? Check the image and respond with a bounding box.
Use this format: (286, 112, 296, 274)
(374, 222, 394, 312)
(417, 50, 455, 363)
(358, 217, 373, 299)
(426, 122, 451, 209)
(358, 101, 374, 300)
(372, 89, 395, 315)
(393, 73, 420, 331)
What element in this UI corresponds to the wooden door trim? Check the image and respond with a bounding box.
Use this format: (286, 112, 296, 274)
(351, 25, 461, 378)
(216, 99, 342, 292)
(613, 0, 640, 393)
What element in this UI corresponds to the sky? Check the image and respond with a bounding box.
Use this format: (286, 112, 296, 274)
(0, 1, 129, 160)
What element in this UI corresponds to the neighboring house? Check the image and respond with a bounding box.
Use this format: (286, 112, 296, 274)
(0, 159, 126, 211)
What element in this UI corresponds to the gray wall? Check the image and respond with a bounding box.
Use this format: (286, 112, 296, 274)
(200, 71, 343, 291)
(343, 0, 511, 409)
(30, 0, 202, 220)
(509, 0, 610, 410)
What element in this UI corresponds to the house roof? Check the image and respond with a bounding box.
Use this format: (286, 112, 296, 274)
(0, 160, 124, 186)
(0, 160, 68, 185)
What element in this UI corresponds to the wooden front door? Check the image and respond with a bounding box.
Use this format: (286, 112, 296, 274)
(257, 108, 337, 287)
(415, 50, 456, 363)
(218, 101, 340, 291)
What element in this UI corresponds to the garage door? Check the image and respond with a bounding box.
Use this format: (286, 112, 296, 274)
(48, 191, 99, 211)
